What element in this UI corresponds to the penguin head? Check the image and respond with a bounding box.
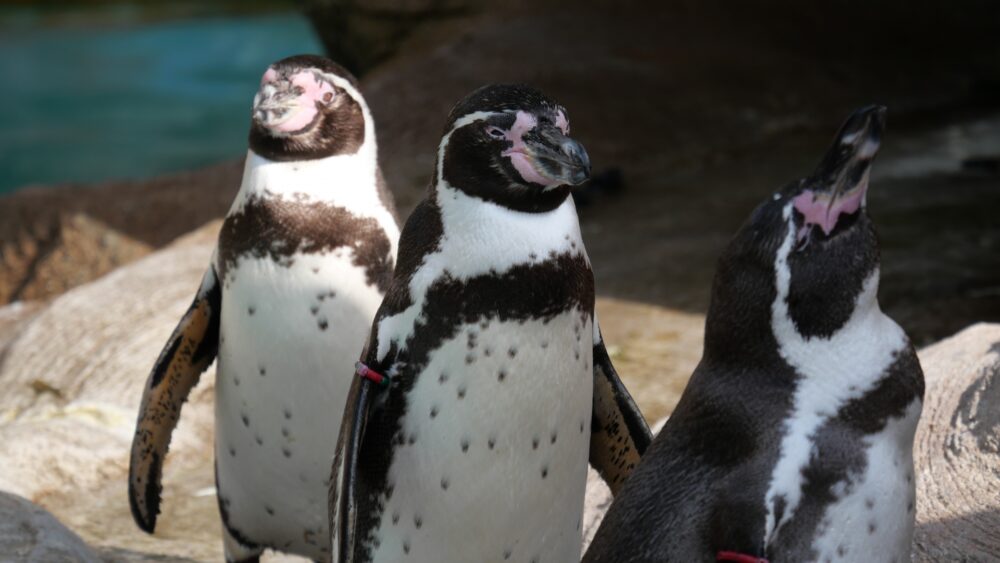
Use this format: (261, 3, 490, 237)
(708, 106, 886, 351)
(248, 54, 369, 161)
(436, 84, 592, 213)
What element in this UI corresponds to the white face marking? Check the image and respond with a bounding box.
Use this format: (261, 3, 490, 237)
(762, 203, 909, 545)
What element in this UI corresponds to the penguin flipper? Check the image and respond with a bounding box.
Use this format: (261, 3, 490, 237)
(589, 327, 652, 495)
(331, 375, 374, 563)
(128, 266, 221, 533)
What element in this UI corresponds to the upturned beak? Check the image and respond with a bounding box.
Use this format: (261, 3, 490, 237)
(793, 105, 886, 238)
(511, 123, 592, 188)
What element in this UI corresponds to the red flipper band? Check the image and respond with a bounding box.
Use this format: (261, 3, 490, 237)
(355, 362, 389, 386)
(717, 551, 769, 563)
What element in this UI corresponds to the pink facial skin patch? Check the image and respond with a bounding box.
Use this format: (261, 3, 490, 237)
(501, 111, 562, 187)
(259, 70, 336, 134)
(792, 179, 867, 239)
(260, 67, 279, 85)
(555, 110, 570, 134)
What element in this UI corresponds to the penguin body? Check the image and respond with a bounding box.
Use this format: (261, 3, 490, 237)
(583, 106, 924, 563)
(332, 84, 651, 563)
(129, 55, 399, 562)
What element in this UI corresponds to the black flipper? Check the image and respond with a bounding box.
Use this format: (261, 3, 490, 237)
(330, 373, 375, 563)
(589, 326, 652, 494)
(128, 265, 221, 532)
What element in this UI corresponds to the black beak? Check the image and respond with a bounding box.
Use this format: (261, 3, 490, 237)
(812, 105, 886, 195)
(526, 123, 592, 187)
(792, 105, 886, 239)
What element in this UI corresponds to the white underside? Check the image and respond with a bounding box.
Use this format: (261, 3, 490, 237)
(215, 249, 384, 559)
(805, 400, 921, 563)
(369, 310, 594, 563)
(763, 203, 919, 557)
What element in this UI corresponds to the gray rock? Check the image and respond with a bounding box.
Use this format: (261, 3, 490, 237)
(0, 491, 100, 562)
(913, 323, 1000, 562)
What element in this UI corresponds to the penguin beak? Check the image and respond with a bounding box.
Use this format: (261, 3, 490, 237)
(252, 78, 301, 129)
(792, 105, 885, 241)
(504, 120, 591, 189)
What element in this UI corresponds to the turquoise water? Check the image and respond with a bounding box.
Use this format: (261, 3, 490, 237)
(0, 10, 322, 194)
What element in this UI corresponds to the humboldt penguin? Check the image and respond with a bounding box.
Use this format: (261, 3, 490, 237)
(330, 84, 652, 562)
(583, 106, 925, 563)
(128, 54, 400, 561)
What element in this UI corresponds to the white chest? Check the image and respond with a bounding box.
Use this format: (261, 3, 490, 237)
(803, 400, 921, 563)
(370, 310, 594, 563)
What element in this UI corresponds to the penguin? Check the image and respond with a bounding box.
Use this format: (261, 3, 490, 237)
(582, 105, 925, 563)
(127, 54, 400, 562)
(329, 84, 652, 563)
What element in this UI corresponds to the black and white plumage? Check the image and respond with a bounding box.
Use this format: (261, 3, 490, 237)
(584, 106, 925, 563)
(331, 84, 651, 563)
(128, 54, 400, 562)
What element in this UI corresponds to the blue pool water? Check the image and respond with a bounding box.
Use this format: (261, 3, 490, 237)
(0, 10, 323, 194)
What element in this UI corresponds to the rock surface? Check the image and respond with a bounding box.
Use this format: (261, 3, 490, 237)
(0, 161, 241, 303)
(913, 323, 1000, 562)
(0, 491, 101, 562)
(0, 223, 222, 561)
(0, 222, 698, 561)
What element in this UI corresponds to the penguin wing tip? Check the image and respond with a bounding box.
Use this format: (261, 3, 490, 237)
(127, 484, 159, 534)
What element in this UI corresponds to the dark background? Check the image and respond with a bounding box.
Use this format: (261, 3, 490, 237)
(1, 0, 999, 344)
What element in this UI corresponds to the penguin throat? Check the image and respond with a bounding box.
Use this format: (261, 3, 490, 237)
(791, 183, 865, 241)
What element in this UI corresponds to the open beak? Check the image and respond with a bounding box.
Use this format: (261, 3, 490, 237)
(793, 105, 886, 240)
(505, 122, 591, 188)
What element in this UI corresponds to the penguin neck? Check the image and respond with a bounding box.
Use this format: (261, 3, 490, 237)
(233, 144, 381, 216)
(431, 179, 584, 252)
(769, 205, 905, 383)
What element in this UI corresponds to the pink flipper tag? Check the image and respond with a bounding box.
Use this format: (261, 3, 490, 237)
(501, 111, 562, 187)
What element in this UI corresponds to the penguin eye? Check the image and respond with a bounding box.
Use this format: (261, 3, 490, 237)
(322, 92, 334, 103)
(486, 126, 506, 139)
